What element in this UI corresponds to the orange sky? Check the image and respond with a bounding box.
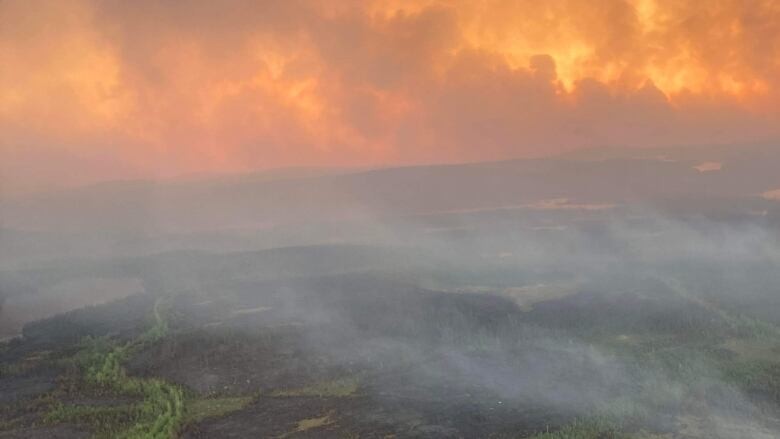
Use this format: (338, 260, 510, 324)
(2, 0, 780, 192)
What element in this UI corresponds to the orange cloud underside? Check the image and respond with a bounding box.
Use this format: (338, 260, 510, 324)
(1, 0, 779, 190)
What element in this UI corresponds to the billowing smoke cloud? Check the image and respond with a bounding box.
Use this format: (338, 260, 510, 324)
(2, 0, 780, 192)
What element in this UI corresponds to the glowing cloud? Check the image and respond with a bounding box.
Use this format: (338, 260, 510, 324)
(1, 0, 779, 191)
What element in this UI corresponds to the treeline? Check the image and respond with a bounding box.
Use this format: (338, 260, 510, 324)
(22, 293, 156, 348)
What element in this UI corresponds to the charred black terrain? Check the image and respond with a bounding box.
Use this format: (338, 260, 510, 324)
(3, 246, 780, 438)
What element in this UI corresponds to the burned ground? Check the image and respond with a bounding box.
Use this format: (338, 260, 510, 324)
(2, 241, 780, 438)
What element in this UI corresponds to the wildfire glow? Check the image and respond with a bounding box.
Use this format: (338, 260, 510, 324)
(1, 0, 779, 191)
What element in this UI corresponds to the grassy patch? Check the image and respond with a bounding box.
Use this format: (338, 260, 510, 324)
(0, 416, 26, 432)
(269, 377, 360, 398)
(44, 402, 143, 434)
(0, 362, 29, 378)
(185, 396, 254, 424)
(527, 417, 629, 439)
(722, 360, 780, 402)
(0, 351, 53, 378)
(279, 412, 334, 438)
(45, 296, 186, 439)
(721, 338, 780, 363)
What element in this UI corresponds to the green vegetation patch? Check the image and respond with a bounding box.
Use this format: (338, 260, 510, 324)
(0, 414, 27, 432)
(44, 402, 143, 433)
(529, 417, 671, 439)
(185, 395, 254, 424)
(721, 338, 780, 363)
(722, 360, 780, 402)
(269, 377, 360, 398)
(44, 296, 186, 439)
(0, 350, 53, 378)
(279, 411, 335, 438)
(528, 417, 630, 439)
